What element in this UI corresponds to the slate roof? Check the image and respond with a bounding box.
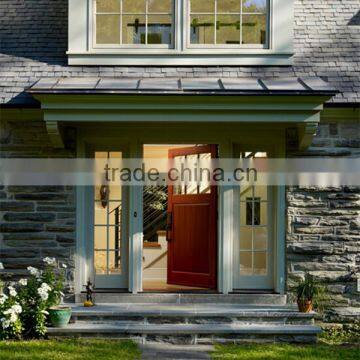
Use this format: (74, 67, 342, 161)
(27, 77, 338, 96)
(0, 0, 359, 106)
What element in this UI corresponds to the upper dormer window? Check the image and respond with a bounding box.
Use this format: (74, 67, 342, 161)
(68, 0, 294, 65)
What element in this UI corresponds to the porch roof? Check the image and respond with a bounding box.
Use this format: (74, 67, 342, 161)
(27, 77, 338, 96)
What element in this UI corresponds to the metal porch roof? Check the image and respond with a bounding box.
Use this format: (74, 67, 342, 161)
(27, 77, 339, 96)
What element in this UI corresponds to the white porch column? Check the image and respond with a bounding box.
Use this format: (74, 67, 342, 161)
(218, 141, 234, 294)
(128, 141, 143, 293)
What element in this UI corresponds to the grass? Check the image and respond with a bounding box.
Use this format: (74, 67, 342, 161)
(211, 343, 360, 360)
(0, 339, 141, 360)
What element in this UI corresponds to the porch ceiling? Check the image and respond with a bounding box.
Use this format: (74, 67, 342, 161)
(27, 77, 338, 96)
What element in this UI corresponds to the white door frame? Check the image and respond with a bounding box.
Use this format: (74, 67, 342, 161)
(74, 124, 286, 295)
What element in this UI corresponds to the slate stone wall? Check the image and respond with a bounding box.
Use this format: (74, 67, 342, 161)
(287, 122, 360, 324)
(0, 119, 76, 298)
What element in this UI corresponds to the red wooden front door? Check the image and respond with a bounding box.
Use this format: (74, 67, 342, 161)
(167, 145, 217, 289)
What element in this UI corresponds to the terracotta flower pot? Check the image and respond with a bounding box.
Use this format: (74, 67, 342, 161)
(48, 306, 72, 328)
(297, 299, 313, 313)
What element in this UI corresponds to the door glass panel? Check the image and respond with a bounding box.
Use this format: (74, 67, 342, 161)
(254, 227, 267, 250)
(94, 226, 107, 250)
(94, 202, 108, 225)
(94, 251, 107, 274)
(239, 227, 252, 250)
(94, 152, 123, 276)
(239, 152, 270, 277)
(240, 252, 252, 275)
(199, 153, 212, 194)
(173, 155, 186, 195)
(109, 251, 122, 274)
(253, 252, 267, 275)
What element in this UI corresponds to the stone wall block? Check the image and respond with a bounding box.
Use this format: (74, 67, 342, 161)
(0, 201, 34, 212)
(45, 225, 75, 233)
(14, 193, 69, 201)
(3, 212, 56, 222)
(0, 223, 44, 233)
(294, 226, 334, 235)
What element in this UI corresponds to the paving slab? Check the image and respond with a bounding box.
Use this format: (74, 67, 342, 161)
(140, 344, 213, 360)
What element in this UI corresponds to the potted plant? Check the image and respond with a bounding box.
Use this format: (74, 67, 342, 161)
(41, 258, 72, 328)
(295, 272, 324, 313)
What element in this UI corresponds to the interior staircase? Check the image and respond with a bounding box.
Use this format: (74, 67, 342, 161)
(48, 295, 321, 344)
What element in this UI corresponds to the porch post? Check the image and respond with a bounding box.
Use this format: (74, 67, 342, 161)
(128, 141, 143, 293)
(218, 141, 233, 294)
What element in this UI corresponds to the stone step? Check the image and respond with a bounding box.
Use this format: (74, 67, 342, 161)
(76, 293, 287, 305)
(70, 304, 314, 326)
(48, 323, 321, 344)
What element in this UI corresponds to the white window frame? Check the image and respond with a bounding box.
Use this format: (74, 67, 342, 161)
(68, 0, 294, 65)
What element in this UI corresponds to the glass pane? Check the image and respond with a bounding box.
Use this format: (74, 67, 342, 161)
(148, 0, 172, 13)
(94, 251, 107, 274)
(186, 154, 198, 194)
(190, 15, 215, 44)
(239, 227, 252, 250)
(108, 226, 121, 251)
(242, 0, 267, 13)
(240, 201, 247, 226)
(199, 153, 211, 194)
(122, 15, 146, 44)
(260, 202, 267, 225)
(96, 15, 120, 44)
(253, 252, 267, 275)
(94, 226, 107, 250)
(109, 202, 122, 226)
(123, 0, 146, 13)
(254, 186, 267, 200)
(173, 156, 186, 195)
(218, 0, 240, 13)
(240, 185, 253, 201)
(95, 202, 107, 225)
(147, 15, 173, 45)
(96, 0, 120, 13)
(108, 250, 122, 274)
(240, 251, 252, 275)
(109, 186, 122, 201)
(242, 14, 266, 44)
(254, 227, 267, 250)
(190, 0, 215, 13)
(216, 15, 240, 45)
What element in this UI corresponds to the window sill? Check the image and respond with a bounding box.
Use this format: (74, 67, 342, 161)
(67, 51, 294, 66)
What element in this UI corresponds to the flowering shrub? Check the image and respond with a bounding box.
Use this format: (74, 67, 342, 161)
(0, 284, 23, 340)
(0, 258, 67, 340)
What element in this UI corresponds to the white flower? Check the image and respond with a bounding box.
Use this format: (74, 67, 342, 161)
(1, 318, 11, 329)
(40, 283, 52, 292)
(61, 263, 67, 269)
(12, 304, 22, 314)
(19, 278, 28, 286)
(37, 283, 51, 301)
(27, 266, 41, 278)
(8, 286, 17, 297)
(43, 257, 56, 266)
(41, 310, 49, 315)
(0, 294, 8, 305)
(3, 308, 18, 323)
(0, 262, 4, 270)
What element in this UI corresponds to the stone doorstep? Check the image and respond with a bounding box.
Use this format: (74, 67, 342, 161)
(76, 293, 287, 305)
(47, 323, 322, 335)
(69, 304, 313, 320)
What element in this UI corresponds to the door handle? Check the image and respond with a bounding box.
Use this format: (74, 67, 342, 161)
(166, 212, 172, 241)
